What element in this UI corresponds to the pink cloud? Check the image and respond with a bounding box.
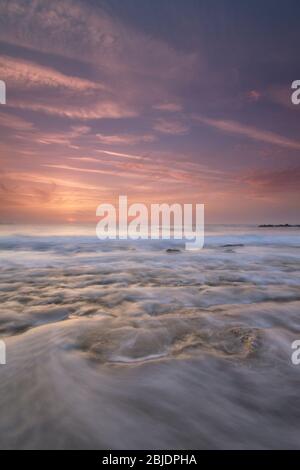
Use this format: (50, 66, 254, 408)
(96, 133, 156, 145)
(0, 55, 106, 91)
(195, 115, 300, 150)
(9, 99, 137, 120)
(153, 102, 182, 112)
(153, 118, 189, 135)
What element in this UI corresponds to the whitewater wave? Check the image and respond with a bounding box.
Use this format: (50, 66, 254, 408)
(0, 225, 299, 449)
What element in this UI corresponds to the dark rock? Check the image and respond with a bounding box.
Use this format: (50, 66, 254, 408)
(258, 224, 300, 228)
(221, 244, 244, 248)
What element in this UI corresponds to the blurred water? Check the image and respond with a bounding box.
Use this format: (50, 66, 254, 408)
(0, 225, 300, 449)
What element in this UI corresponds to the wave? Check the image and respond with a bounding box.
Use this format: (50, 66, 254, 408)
(0, 225, 300, 448)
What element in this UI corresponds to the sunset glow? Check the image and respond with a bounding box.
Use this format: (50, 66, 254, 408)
(0, 0, 299, 225)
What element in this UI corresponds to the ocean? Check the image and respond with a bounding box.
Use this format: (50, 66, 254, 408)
(0, 224, 299, 449)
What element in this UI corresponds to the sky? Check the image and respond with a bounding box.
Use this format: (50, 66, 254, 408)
(0, 0, 299, 224)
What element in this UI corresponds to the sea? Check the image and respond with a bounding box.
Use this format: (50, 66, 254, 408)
(0, 224, 299, 449)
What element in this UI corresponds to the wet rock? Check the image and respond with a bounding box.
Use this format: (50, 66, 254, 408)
(221, 244, 244, 248)
(258, 224, 300, 228)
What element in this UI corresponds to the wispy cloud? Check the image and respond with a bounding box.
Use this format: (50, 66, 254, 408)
(195, 116, 300, 150)
(0, 55, 106, 91)
(0, 0, 197, 110)
(0, 111, 34, 131)
(96, 150, 149, 161)
(42, 164, 117, 176)
(5, 171, 110, 192)
(242, 166, 300, 194)
(0, 53, 137, 119)
(153, 103, 182, 112)
(36, 125, 90, 146)
(153, 118, 189, 135)
(96, 133, 155, 145)
(9, 99, 137, 120)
